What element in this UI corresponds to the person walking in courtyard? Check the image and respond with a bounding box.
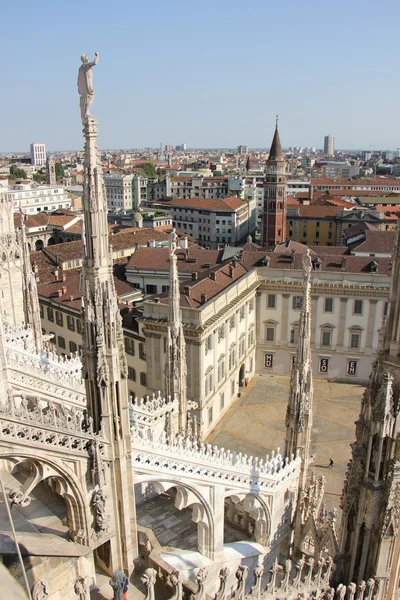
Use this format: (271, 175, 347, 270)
(329, 458, 334, 469)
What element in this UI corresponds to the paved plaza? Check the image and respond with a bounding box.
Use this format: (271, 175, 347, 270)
(207, 374, 365, 510)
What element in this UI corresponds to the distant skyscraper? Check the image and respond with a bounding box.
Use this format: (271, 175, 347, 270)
(237, 145, 249, 155)
(323, 135, 335, 157)
(30, 142, 46, 166)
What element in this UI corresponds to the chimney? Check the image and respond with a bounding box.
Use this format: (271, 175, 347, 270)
(184, 286, 190, 296)
(291, 249, 296, 266)
(57, 289, 62, 297)
(54, 269, 59, 279)
(201, 293, 207, 304)
(192, 271, 198, 281)
(62, 286, 67, 294)
(154, 298, 160, 303)
(180, 237, 189, 250)
(232, 259, 237, 267)
(148, 239, 156, 248)
(210, 272, 216, 281)
(229, 265, 234, 278)
(62, 273, 67, 282)
(341, 257, 346, 271)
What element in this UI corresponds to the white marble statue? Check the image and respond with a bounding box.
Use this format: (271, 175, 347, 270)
(78, 52, 99, 123)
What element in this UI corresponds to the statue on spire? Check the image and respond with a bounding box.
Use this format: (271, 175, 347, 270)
(77, 52, 99, 124)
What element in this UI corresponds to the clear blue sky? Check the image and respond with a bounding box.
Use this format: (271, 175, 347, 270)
(2, 0, 399, 152)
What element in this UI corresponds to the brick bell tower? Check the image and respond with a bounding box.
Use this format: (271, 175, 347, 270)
(262, 117, 287, 247)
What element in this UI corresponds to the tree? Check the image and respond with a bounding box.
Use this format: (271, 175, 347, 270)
(139, 162, 157, 180)
(33, 172, 46, 183)
(10, 167, 27, 179)
(55, 162, 65, 181)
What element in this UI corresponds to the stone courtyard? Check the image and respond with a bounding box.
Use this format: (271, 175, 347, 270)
(207, 374, 365, 510)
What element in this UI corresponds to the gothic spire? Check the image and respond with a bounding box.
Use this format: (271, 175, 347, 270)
(78, 52, 136, 572)
(165, 229, 187, 432)
(18, 212, 42, 352)
(285, 248, 313, 484)
(268, 121, 283, 162)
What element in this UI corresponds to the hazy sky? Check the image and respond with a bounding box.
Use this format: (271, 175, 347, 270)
(2, 0, 399, 152)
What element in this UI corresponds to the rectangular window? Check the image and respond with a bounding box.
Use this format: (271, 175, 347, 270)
(239, 307, 245, 322)
(239, 338, 245, 356)
(248, 328, 255, 348)
(128, 367, 136, 381)
(267, 294, 276, 309)
(139, 343, 146, 360)
(218, 360, 225, 382)
(354, 300, 363, 315)
(350, 333, 360, 349)
(76, 319, 81, 333)
(324, 298, 334, 312)
(69, 341, 77, 353)
(58, 336, 66, 349)
(231, 380, 235, 397)
(67, 315, 75, 331)
(47, 307, 54, 322)
(56, 311, 63, 326)
(208, 406, 213, 425)
(321, 331, 332, 347)
(146, 284, 157, 295)
(40, 304, 44, 318)
(217, 325, 225, 342)
(220, 393, 225, 411)
(229, 316, 235, 331)
(140, 372, 147, 386)
(205, 335, 212, 354)
(290, 329, 299, 344)
(205, 372, 213, 395)
(384, 302, 388, 317)
(293, 296, 303, 310)
(266, 327, 275, 342)
(249, 298, 254, 313)
(125, 338, 135, 355)
(162, 285, 169, 293)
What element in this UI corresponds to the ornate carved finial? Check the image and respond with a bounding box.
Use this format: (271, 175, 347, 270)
(276, 113, 279, 128)
(32, 580, 49, 600)
(141, 568, 157, 600)
(110, 571, 128, 600)
(74, 576, 93, 600)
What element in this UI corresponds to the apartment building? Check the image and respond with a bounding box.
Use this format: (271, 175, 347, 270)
(9, 182, 71, 214)
(37, 270, 148, 400)
(152, 196, 257, 249)
(141, 262, 258, 435)
(104, 171, 147, 211)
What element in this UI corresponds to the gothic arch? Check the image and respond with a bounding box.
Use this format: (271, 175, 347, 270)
(135, 475, 216, 557)
(0, 452, 89, 544)
(223, 490, 272, 545)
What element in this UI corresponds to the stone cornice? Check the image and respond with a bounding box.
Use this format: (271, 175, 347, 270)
(258, 280, 388, 298)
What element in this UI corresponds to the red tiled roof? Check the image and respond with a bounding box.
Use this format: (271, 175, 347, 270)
(352, 230, 397, 254)
(159, 197, 247, 211)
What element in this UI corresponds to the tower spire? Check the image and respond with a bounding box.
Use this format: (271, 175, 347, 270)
(18, 212, 42, 351)
(285, 249, 313, 484)
(165, 229, 187, 432)
(262, 118, 286, 246)
(78, 52, 137, 571)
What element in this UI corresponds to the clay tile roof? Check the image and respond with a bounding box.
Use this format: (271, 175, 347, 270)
(298, 205, 340, 218)
(352, 230, 397, 254)
(127, 247, 222, 273)
(162, 197, 247, 211)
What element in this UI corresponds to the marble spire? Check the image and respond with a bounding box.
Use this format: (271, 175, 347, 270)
(165, 229, 187, 432)
(78, 53, 137, 570)
(18, 213, 42, 351)
(285, 248, 313, 486)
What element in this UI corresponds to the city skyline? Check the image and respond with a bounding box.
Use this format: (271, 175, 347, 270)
(2, 0, 400, 151)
